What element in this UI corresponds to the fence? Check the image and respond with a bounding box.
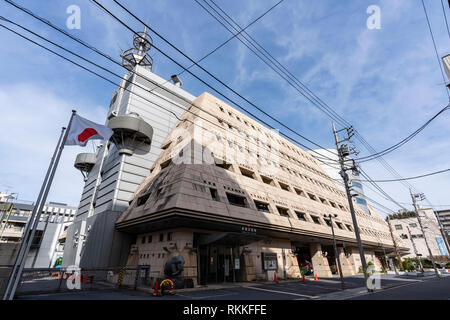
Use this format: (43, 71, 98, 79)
(15, 266, 151, 296)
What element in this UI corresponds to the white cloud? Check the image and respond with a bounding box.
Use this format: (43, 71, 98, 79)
(0, 83, 107, 206)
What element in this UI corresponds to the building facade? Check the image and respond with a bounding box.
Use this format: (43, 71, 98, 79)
(63, 31, 195, 268)
(388, 208, 448, 260)
(436, 209, 450, 238)
(0, 198, 76, 268)
(116, 92, 407, 285)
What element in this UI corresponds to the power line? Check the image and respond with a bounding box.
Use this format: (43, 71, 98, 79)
(157, 0, 284, 89)
(0, 16, 341, 191)
(441, 0, 450, 38)
(356, 103, 450, 162)
(3, 0, 340, 165)
(99, 0, 340, 159)
(194, 0, 450, 197)
(421, 0, 450, 101)
(358, 167, 450, 183)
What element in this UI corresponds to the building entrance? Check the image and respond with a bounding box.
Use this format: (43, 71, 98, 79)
(198, 244, 241, 285)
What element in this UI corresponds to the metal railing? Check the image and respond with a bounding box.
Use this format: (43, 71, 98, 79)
(15, 266, 151, 296)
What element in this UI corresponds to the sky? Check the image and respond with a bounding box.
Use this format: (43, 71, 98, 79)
(0, 0, 449, 216)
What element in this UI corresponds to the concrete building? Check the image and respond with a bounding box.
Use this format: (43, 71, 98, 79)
(116, 92, 408, 285)
(436, 209, 450, 238)
(311, 149, 371, 215)
(388, 208, 448, 260)
(0, 199, 76, 268)
(63, 30, 195, 268)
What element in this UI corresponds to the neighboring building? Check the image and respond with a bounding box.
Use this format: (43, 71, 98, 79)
(436, 209, 450, 238)
(388, 208, 448, 260)
(311, 149, 370, 215)
(0, 198, 76, 268)
(116, 92, 407, 285)
(63, 30, 195, 268)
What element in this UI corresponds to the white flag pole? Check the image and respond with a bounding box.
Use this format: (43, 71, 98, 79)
(6, 110, 77, 300)
(2, 126, 66, 300)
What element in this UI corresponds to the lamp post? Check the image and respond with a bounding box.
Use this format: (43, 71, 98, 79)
(324, 213, 345, 289)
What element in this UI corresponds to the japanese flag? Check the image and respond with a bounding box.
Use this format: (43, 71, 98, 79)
(65, 114, 113, 146)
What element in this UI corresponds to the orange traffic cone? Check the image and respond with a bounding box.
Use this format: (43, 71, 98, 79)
(314, 273, 318, 281)
(302, 273, 306, 283)
(273, 272, 278, 283)
(153, 280, 159, 296)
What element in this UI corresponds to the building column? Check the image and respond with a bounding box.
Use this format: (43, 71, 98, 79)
(338, 247, 356, 276)
(309, 243, 332, 278)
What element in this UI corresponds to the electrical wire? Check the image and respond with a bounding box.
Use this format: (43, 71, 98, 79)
(104, 0, 340, 157)
(0, 17, 341, 189)
(357, 167, 450, 183)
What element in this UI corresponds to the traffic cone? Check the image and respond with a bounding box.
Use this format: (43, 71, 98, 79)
(314, 273, 318, 281)
(302, 273, 306, 283)
(274, 272, 278, 283)
(153, 280, 159, 296)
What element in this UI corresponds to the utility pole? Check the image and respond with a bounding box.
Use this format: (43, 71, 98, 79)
(410, 191, 439, 277)
(324, 213, 345, 289)
(407, 225, 424, 273)
(332, 123, 370, 291)
(386, 216, 400, 275)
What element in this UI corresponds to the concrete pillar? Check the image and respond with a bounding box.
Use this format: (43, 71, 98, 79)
(310, 243, 332, 278)
(338, 247, 356, 276)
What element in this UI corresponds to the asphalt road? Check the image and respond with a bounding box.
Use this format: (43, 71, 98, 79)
(16, 275, 428, 300)
(350, 275, 450, 300)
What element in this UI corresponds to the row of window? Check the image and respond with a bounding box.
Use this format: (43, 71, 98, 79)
(140, 232, 173, 244)
(213, 103, 330, 176)
(394, 223, 418, 230)
(208, 187, 389, 237)
(400, 234, 424, 239)
(218, 163, 350, 213)
(212, 121, 331, 183)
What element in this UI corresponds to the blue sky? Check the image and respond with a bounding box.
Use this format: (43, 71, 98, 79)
(0, 0, 449, 216)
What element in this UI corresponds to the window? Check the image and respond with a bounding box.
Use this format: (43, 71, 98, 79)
(254, 201, 270, 213)
(148, 235, 152, 243)
(279, 182, 290, 192)
(400, 234, 408, 239)
(261, 175, 274, 186)
(356, 198, 368, 206)
(409, 223, 417, 228)
(324, 219, 332, 227)
(295, 211, 307, 221)
(226, 193, 248, 207)
(137, 193, 150, 207)
(159, 233, 164, 242)
(240, 167, 255, 180)
(277, 206, 290, 218)
(346, 224, 353, 231)
(141, 236, 146, 244)
(319, 197, 328, 205)
(167, 232, 172, 241)
(294, 188, 306, 197)
(210, 188, 219, 201)
(308, 193, 318, 201)
(352, 182, 363, 189)
(395, 225, 403, 230)
(215, 161, 233, 171)
(311, 216, 322, 225)
(336, 222, 344, 230)
(160, 159, 171, 170)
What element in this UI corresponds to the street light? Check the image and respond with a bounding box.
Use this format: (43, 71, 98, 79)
(324, 213, 345, 289)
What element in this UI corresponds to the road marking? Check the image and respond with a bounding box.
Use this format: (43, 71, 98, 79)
(177, 292, 238, 300)
(246, 286, 319, 298)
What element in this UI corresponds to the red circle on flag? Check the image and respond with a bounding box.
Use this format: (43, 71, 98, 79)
(78, 128, 99, 143)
